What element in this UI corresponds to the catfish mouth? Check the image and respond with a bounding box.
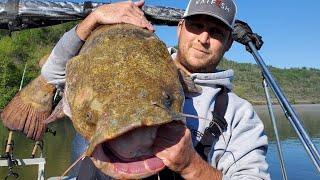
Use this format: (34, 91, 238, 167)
(90, 126, 165, 179)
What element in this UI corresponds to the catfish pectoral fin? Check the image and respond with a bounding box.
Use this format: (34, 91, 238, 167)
(0, 75, 56, 140)
(1, 95, 29, 132)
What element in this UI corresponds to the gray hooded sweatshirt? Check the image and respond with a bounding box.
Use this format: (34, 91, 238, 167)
(42, 27, 270, 180)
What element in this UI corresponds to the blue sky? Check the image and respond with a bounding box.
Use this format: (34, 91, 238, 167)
(72, 0, 320, 69)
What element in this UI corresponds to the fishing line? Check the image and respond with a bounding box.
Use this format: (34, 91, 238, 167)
(151, 102, 227, 146)
(60, 152, 86, 179)
(178, 113, 227, 146)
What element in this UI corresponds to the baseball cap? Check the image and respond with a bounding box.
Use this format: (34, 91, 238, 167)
(183, 0, 237, 29)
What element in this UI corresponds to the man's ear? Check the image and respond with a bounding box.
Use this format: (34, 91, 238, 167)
(224, 33, 234, 51)
(177, 20, 184, 38)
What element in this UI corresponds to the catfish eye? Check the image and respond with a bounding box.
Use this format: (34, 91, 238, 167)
(162, 91, 173, 108)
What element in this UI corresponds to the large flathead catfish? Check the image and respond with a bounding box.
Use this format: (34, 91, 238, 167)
(58, 24, 185, 179)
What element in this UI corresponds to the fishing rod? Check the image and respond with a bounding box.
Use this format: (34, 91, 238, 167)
(232, 20, 320, 173)
(0, 0, 184, 32)
(0, 63, 28, 179)
(1, 132, 19, 180)
(30, 97, 58, 159)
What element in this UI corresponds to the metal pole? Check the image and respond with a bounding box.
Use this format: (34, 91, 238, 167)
(262, 79, 288, 180)
(247, 41, 320, 171)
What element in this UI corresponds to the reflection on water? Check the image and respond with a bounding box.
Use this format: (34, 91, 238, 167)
(255, 104, 320, 140)
(254, 104, 320, 180)
(0, 105, 319, 179)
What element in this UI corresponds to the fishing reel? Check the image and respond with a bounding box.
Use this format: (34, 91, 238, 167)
(46, 127, 57, 136)
(4, 153, 19, 180)
(0, 134, 19, 180)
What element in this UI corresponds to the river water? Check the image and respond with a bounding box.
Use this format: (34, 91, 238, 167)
(0, 104, 319, 179)
(256, 104, 320, 179)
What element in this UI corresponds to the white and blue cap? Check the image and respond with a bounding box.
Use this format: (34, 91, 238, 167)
(183, 0, 237, 29)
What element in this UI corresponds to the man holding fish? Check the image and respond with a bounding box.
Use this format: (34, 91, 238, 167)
(1, 0, 270, 179)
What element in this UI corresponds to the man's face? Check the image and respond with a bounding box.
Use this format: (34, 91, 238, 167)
(176, 15, 233, 73)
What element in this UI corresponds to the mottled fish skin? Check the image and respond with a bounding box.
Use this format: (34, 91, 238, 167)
(65, 24, 185, 156)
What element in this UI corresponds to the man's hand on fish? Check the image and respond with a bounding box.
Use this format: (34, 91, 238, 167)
(152, 121, 195, 173)
(76, 0, 154, 41)
(152, 121, 222, 179)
